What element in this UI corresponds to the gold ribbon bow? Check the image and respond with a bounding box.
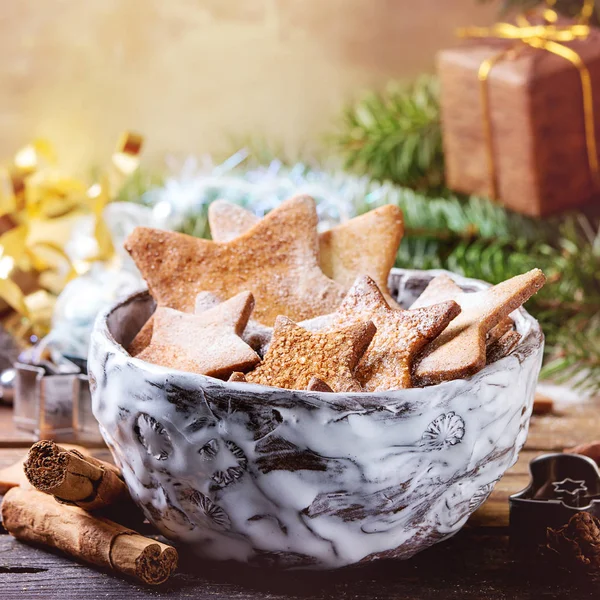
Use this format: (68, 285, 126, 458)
(0, 132, 143, 337)
(457, 0, 598, 199)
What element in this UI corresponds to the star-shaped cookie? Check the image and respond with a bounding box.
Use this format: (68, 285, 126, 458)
(318, 205, 403, 295)
(136, 291, 260, 377)
(125, 195, 346, 326)
(486, 330, 521, 364)
(228, 372, 334, 392)
(306, 377, 333, 392)
(129, 290, 274, 358)
(245, 316, 376, 392)
(208, 200, 260, 242)
(413, 269, 546, 385)
(410, 274, 513, 345)
(208, 200, 404, 305)
(327, 276, 461, 391)
(128, 291, 223, 357)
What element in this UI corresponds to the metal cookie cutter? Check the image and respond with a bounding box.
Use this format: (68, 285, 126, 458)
(509, 453, 600, 556)
(13, 356, 100, 442)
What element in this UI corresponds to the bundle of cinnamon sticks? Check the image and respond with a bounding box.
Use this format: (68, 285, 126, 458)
(0, 440, 178, 585)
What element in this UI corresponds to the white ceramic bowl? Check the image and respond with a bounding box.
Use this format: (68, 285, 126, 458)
(89, 268, 544, 569)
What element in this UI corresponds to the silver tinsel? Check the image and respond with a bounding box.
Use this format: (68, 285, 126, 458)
(140, 152, 395, 232)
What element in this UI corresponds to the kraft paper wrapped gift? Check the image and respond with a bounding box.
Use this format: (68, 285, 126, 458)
(437, 20, 600, 216)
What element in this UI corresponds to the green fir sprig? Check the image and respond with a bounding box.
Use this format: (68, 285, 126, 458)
(331, 76, 444, 192)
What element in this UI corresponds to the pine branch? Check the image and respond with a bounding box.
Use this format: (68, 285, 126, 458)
(541, 316, 600, 392)
(331, 76, 444, 191)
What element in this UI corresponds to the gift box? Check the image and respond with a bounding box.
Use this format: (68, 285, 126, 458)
(437, 15, 600, 216)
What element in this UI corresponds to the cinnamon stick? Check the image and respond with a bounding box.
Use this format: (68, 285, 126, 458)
(0, 444, 91, 495)
(23, 440, 129, 510)
(1, 487, 178, 585)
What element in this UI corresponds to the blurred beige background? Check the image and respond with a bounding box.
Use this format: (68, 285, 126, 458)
(0, 0, 495, 170)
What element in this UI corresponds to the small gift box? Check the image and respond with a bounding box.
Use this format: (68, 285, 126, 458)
(437, 3, 600, 216)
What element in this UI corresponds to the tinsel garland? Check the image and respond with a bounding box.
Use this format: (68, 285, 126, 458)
(134, 152, 553, 241)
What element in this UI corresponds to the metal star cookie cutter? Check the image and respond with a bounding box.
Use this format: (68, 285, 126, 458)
(509, 453, 600, 556)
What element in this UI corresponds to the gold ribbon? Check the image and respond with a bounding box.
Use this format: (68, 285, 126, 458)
(0, 132, 143, 337)
(457, 0, 599, 199)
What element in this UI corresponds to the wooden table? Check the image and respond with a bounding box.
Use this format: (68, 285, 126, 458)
(1, 390, 599, 600)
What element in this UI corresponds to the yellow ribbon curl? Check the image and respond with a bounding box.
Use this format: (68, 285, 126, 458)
(457, 0, 599, 199)
(0, 132, 143, 337)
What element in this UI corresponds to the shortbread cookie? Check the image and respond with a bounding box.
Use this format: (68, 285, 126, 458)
(327, 276, 461, 391)
(228, 372, 334, 393)
(245, 316, 376, 392)
(200, 291, 272, 356)
(208, 201, 404, 305)
(318, 205, 403, 298)
(194, 290, 224, 312)
(128, 319, 153, 356)
(414, 269, 546, 385)
(129, 291, 224, 357)
(486, 330, 522, 364)
(136, 291, 260, 377)
(306, 377, 334, 392)
(410, 273, 513, 345)
(125, 195, 346, 326)
(208, 200, 260, 242)
(129, 294, 275, 358)
(228, 372, 248, 383)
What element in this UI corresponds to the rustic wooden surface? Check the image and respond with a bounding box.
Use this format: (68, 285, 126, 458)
(0, 390, 599, 599)
(0, 406, 35, 448)
(1, 528, 598, 600)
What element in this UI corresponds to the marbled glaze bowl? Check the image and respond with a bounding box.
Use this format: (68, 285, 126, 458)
(89, 268, 544, 570)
